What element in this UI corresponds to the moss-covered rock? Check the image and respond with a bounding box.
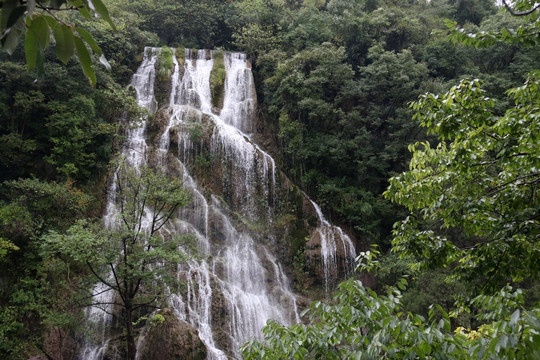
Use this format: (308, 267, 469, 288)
(157, 46, 174, 82)
(145, 107, 171, 145)
(209, 50, 225, 111)
(154, 47, 174, 107)
(138, 309, 207, 360)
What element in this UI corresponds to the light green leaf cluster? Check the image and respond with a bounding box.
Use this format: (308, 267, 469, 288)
(384, 72, 540, 289)
(1, 0, 115, 85)
(157, 46, 174, 81)
(41, 218, 111, 265)
(0, 237, 19, 261)
(243, 279, 540, 359)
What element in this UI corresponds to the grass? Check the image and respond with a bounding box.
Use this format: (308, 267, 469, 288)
(210, 50, 225, 109)
(157, 46, 174, 81)
(175, 47, 185, 65)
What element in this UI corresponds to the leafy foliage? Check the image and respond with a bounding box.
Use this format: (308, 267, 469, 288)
(0, 178, 91, 246)
(242, 278, 540, 359)
(115, 0, 233, 48)
(385, 73, 540, 290)
(0, 177, 91, 359)
(1, 0, 115, 85)
(229, 0, 540, 250)
(210, 49, 225, 108)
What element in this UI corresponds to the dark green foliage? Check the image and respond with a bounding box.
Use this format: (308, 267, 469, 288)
(0, 178, 91, 359)
(0, 178, 91, 246)
(448, 0, 497, 25)
(0, 0, 115, 85)
(0, 58, 131, 182)
(261, 40, 429, 244)
(230, 0, 539, 251)
(45, 96, 116, 179)
(447, 1, 540, 48)
(118, 0, 234, 48)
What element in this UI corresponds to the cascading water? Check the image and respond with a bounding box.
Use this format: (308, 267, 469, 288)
(309, 199, 357, 293)
(220, 52, 256, 133)
(80, 48, 356, 359)
(155, 49, 296, 359)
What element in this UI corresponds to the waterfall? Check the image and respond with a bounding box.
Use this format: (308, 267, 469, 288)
(220, 52, 256, 133)
(80, 47, 356, 359)
(309, 199, 357, 293)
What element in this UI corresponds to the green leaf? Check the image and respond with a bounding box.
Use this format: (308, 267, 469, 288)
(43, 15, 57, 29)
(510, 309, 520, 326)
(29, 15, 49, 48)
(75, 27, 102, 56)
(74, 35, 96, 86)
(24, 25, 38, 71)
(1, 1, 25, 54)
(90, 0, 116, 30)
(53, 24, 75, 64)
(35, 42, 45, 75)
(2, 24, 24, 55)
(80, 5, 93, 20)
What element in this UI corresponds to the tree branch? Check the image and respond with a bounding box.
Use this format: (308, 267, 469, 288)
(87, 262, 116, 290)
(502, 0, 540, 16)
(110, 262, 127, 305)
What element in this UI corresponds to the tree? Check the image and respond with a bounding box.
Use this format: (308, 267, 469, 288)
(0, 0, 115, 85)
(43, 160, 192, 360)
(384, 73, 539, 291)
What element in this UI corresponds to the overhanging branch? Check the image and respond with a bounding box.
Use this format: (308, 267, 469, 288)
(502, 0, 540, 16)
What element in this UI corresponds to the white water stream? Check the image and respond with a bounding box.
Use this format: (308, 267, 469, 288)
(309, 199, 357, 293)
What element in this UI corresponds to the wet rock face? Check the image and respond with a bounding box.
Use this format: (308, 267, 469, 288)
(138, 309, 207, 360)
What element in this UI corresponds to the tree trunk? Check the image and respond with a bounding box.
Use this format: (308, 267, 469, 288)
(126, 307, 137, 360)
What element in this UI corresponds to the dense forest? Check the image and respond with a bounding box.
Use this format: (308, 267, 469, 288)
(0, 0, 539, 359)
